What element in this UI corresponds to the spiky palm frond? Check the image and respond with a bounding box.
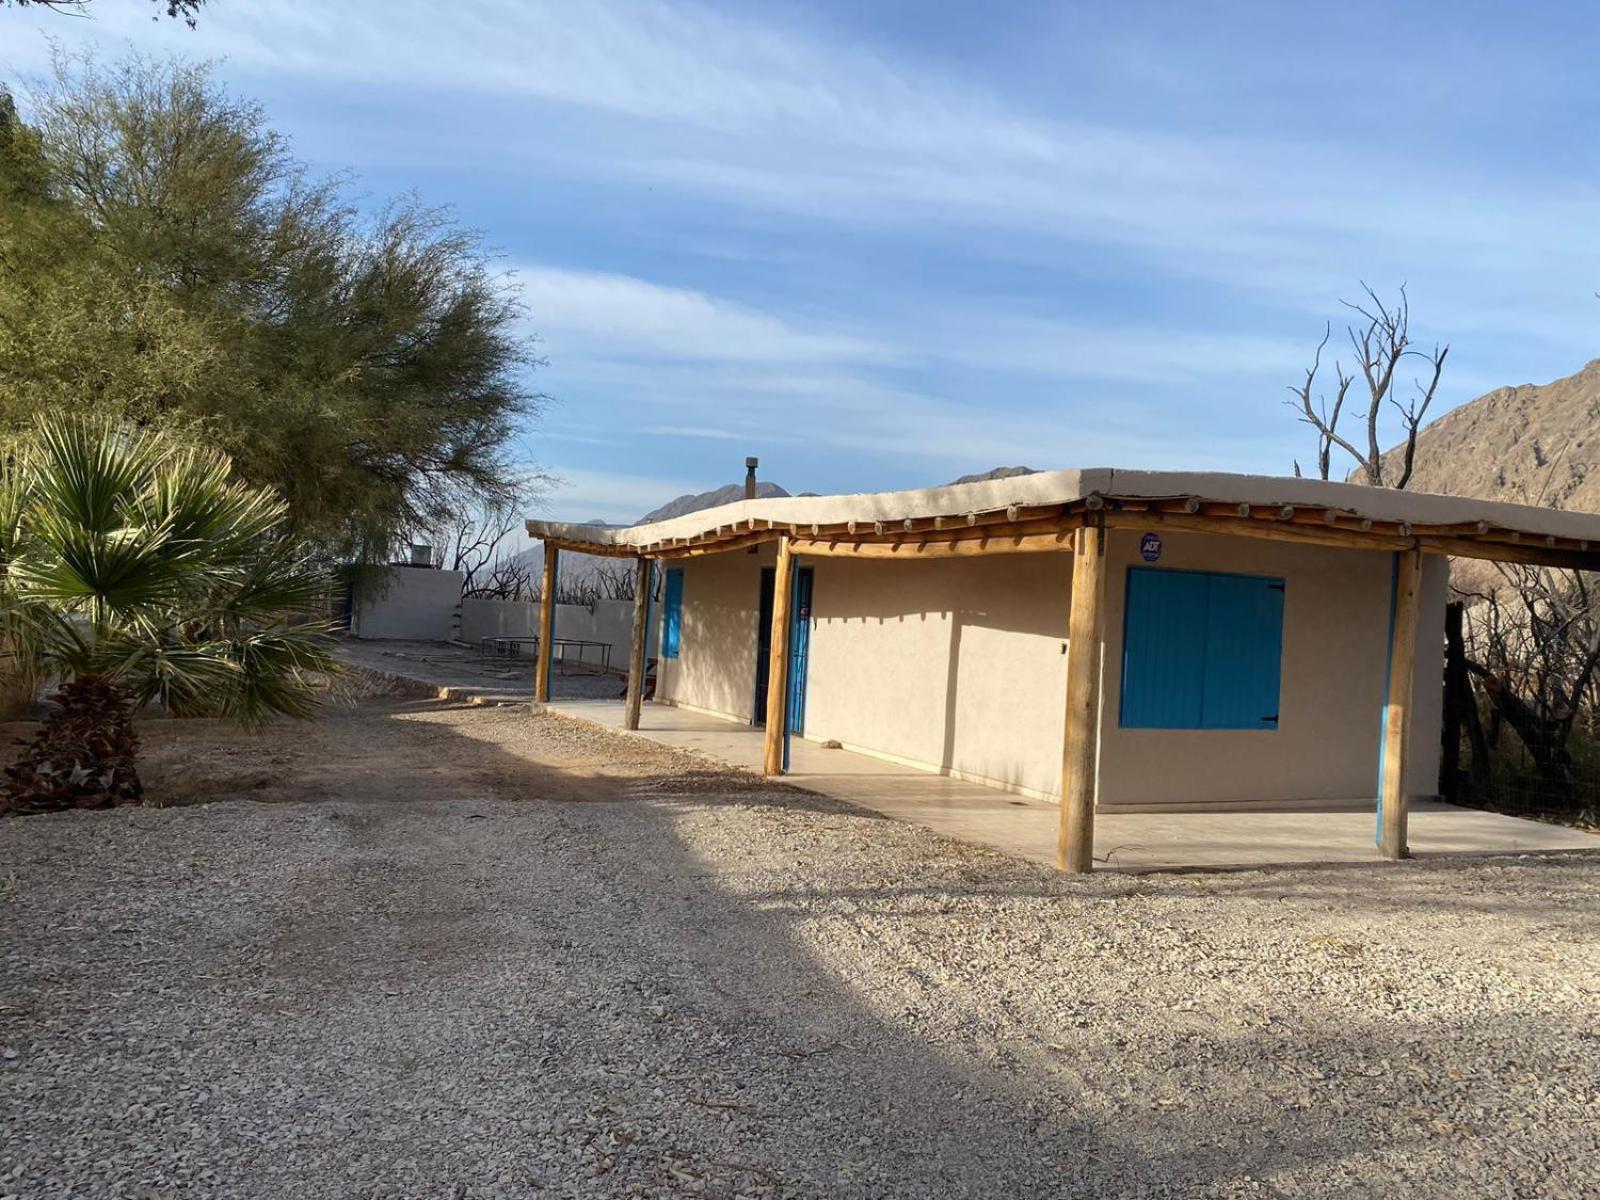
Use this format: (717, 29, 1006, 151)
(220, 627, 339, 727)
(0, 414, 335, 728)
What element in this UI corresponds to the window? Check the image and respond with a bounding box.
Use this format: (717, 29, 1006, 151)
(1119, 568, 1284, 730)
(661, 568, 685, 659)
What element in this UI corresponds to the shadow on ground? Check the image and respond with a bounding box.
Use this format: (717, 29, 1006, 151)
(2, 693, 1596, 1198)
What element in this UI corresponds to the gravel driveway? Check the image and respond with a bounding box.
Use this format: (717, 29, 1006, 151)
(3, 695, 1598, 1199)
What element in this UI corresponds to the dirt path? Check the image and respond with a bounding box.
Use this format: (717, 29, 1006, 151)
(3, 694, 1599, 1198)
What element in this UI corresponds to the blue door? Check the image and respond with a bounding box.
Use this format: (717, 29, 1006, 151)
(782, 567, 815, 770)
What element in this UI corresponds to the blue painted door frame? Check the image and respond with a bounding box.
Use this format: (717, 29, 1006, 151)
(754, 565, 816, 758)
(782, 567, 815, 772)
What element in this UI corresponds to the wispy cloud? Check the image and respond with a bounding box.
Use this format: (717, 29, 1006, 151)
(516, 266, 883, 365)
(7, 0, 1596, 515)
(20, 0, 1595, 330)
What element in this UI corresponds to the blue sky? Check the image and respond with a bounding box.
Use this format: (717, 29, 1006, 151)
(7, 1, 1600, 523)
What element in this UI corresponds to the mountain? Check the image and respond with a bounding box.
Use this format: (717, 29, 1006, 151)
(1371, 358, 1600, 593)
(1384, 359, 1600, 512)
(945, 466, 1038, 486)
(637, 480, 791, 525)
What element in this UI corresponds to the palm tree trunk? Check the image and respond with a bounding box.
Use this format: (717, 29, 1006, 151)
(1, 675, 143, 815)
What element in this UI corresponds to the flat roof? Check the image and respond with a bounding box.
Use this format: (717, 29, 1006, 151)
(527, 467, 1600, 569)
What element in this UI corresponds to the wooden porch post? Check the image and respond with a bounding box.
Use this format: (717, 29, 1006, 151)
(534, 542, 558, 704)
(623, 556, 651, 730)
(762, 535, 795, 776)
(1380, 546, 1423, 859)
(1058, 524, 1107, 873)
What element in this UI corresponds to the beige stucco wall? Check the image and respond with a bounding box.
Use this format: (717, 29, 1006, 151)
(654, 544, 776, 723)
(1094, 529, 1446, 808)
(803, 555, 1071, 797)
(652, 531, 1447, 809)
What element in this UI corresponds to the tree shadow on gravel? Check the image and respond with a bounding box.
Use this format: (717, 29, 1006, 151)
(4, 694, 1595, 1199)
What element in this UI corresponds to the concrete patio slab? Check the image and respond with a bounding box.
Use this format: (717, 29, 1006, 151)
(547, 698, 1600, 872)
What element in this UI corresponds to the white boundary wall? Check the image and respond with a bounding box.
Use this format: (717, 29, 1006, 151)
(356, 568, 656, 671)
(352, 567, 464, 642)
(459, 597, 534, 642)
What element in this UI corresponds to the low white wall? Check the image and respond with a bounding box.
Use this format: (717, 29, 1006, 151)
(352, 566, 464, 641)
(453, 594, 659, 671)
(535, 598, 659, 670)
(460, 598, 535, 643)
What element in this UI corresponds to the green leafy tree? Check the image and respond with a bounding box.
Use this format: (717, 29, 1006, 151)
(0, 52, 542, 561)
(0, 415, 335, 815)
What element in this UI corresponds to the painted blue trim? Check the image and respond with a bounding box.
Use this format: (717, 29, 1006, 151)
(782, 567, 815, 772)
(1376, 552, 1400, 844)
(661, 568, 684, 659)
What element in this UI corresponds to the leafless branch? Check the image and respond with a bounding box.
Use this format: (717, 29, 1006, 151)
(1287, 283, 1449, 489)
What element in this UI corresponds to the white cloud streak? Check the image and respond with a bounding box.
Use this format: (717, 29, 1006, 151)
(12, 0, 1596, 336)
(516, 266, 883, 365)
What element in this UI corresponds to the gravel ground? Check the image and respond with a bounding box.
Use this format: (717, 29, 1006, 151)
(336, 639, 625, 702)
(3, 695, 1599, 1199)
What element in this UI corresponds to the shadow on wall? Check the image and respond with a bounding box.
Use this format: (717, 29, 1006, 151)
(806, 555, 1072, 790)
(666, 551, 775, 723)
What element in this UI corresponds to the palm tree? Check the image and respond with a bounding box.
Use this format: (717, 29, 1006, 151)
(0, 416, 336, 814)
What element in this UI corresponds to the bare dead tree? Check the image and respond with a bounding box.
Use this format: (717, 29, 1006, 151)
(1285, 292, 1596, 807)
(546, 558, 637, 607)
(481, 557, 534, 601)
(1287, 284, 1448, 487)
(591, 560, 637, 602)
(436, 505, 522, 597)
(1457, 567, 1600, 789)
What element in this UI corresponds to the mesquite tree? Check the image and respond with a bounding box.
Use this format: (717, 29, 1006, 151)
(0, 54, 543, 562)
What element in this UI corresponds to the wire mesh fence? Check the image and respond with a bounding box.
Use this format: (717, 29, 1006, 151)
(1450, 727, 1600, 829)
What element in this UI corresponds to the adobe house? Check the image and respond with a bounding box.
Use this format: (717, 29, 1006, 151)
(525, 468, 1600, 872)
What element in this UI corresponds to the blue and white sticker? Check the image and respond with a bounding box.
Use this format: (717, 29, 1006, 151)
(1139, 532, 1163, 562)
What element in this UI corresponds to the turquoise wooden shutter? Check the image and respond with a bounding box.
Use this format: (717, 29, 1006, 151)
(662, 568, 684, 658)
(1120, 568, 1284, 730)
(1120, 569, 1209, 728)
(1199, 574, 1284, 729)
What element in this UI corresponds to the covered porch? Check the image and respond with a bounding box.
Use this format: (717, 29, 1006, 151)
(547, 698, 1597, 872)
(529, 468, 1600, 873)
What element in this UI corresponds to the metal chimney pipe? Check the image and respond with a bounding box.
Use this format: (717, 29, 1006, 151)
(744, 457, 760, 554)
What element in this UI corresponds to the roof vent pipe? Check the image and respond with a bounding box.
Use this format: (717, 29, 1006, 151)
(744, 457, 761, 554)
